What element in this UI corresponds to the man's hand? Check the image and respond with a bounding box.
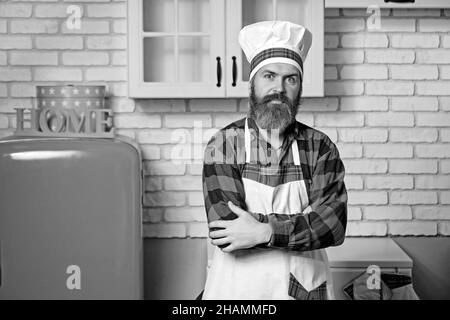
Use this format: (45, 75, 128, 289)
(208, 201, 273, 253)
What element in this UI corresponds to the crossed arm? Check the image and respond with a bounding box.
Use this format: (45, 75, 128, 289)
(202, 140, 348, 253)
(209, 201, 273, 252)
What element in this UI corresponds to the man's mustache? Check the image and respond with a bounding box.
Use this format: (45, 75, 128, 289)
(260, 93, 292, 106)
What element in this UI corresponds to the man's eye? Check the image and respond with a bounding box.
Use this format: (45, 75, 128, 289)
(287, 77, 297, 84)
(264, 74, 274, 79)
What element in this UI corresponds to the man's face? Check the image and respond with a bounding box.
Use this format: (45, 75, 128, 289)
(249, 63, 302, 131)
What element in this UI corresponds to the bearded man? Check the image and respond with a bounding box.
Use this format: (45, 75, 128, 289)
(201, 21, 348, 300)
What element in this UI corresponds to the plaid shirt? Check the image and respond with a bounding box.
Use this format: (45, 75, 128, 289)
(203, 116, 347, 252)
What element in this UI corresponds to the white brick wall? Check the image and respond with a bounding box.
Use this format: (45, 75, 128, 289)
(390, 34, 439, 48)
(1, 3, 449, 238)
(341, 34, 388, 48)
(366, 49, 415, 64)
(388, 221, 437, 236)
(346, 221, 387, 236)
(365, 206, 413, 220)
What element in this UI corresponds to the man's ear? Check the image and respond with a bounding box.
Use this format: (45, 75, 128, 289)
(295, 80, 303, 109)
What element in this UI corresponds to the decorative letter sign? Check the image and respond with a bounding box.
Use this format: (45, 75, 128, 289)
(15, 85, 114, 138)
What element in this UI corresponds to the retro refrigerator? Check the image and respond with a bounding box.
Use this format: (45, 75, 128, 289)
(0, 135, 143, 299)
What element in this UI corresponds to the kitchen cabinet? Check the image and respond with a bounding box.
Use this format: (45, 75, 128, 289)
(128, 0, 226, 98)
(325, 0, 450, 8)
(128, 0, 324, 98)
(226, 0, 324, 98)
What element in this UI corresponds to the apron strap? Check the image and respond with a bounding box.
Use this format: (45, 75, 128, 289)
(245, 118, 251, 163)
(292, 139, 300, 166)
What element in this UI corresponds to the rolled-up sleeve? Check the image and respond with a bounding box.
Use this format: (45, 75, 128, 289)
(202, 131, 247, 227)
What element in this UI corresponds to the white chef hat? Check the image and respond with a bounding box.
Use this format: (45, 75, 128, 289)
(239, 20, 312, 81)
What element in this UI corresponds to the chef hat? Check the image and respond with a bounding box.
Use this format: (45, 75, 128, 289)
(239, 20, 312, 81)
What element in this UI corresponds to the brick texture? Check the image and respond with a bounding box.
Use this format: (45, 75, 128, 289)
(0, 5, 449, 238)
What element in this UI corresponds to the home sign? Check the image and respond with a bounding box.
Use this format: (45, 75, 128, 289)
(14, 85, 114, 138)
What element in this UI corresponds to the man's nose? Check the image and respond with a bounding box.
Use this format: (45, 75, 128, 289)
(272, 78, 286, 94)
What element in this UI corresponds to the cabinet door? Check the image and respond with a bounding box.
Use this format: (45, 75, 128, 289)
(225, 0, 324, 98)
(128, 0, 226, 98)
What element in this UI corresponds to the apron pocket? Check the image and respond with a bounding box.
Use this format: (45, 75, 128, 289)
(289, 253, 328, 291)
(288, 273, 327, 300)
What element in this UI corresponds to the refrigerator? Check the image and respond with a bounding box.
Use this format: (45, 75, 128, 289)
(0, 135, 143, 299)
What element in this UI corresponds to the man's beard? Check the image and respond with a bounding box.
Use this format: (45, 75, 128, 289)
(249, 83, 301, 132)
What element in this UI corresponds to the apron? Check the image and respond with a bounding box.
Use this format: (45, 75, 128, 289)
(203, 118, 335, 300)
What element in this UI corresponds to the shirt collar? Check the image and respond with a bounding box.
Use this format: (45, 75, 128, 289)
(246, 116, 300, 143)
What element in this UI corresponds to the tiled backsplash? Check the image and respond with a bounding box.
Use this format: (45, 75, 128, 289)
(0, 1, 449, 237)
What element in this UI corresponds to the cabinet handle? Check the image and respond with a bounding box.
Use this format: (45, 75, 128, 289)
(232, 56, 237, 87)
(216, 57, 222, 87)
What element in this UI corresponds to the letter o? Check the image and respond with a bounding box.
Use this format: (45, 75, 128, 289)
(41, 107, 66, 133)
